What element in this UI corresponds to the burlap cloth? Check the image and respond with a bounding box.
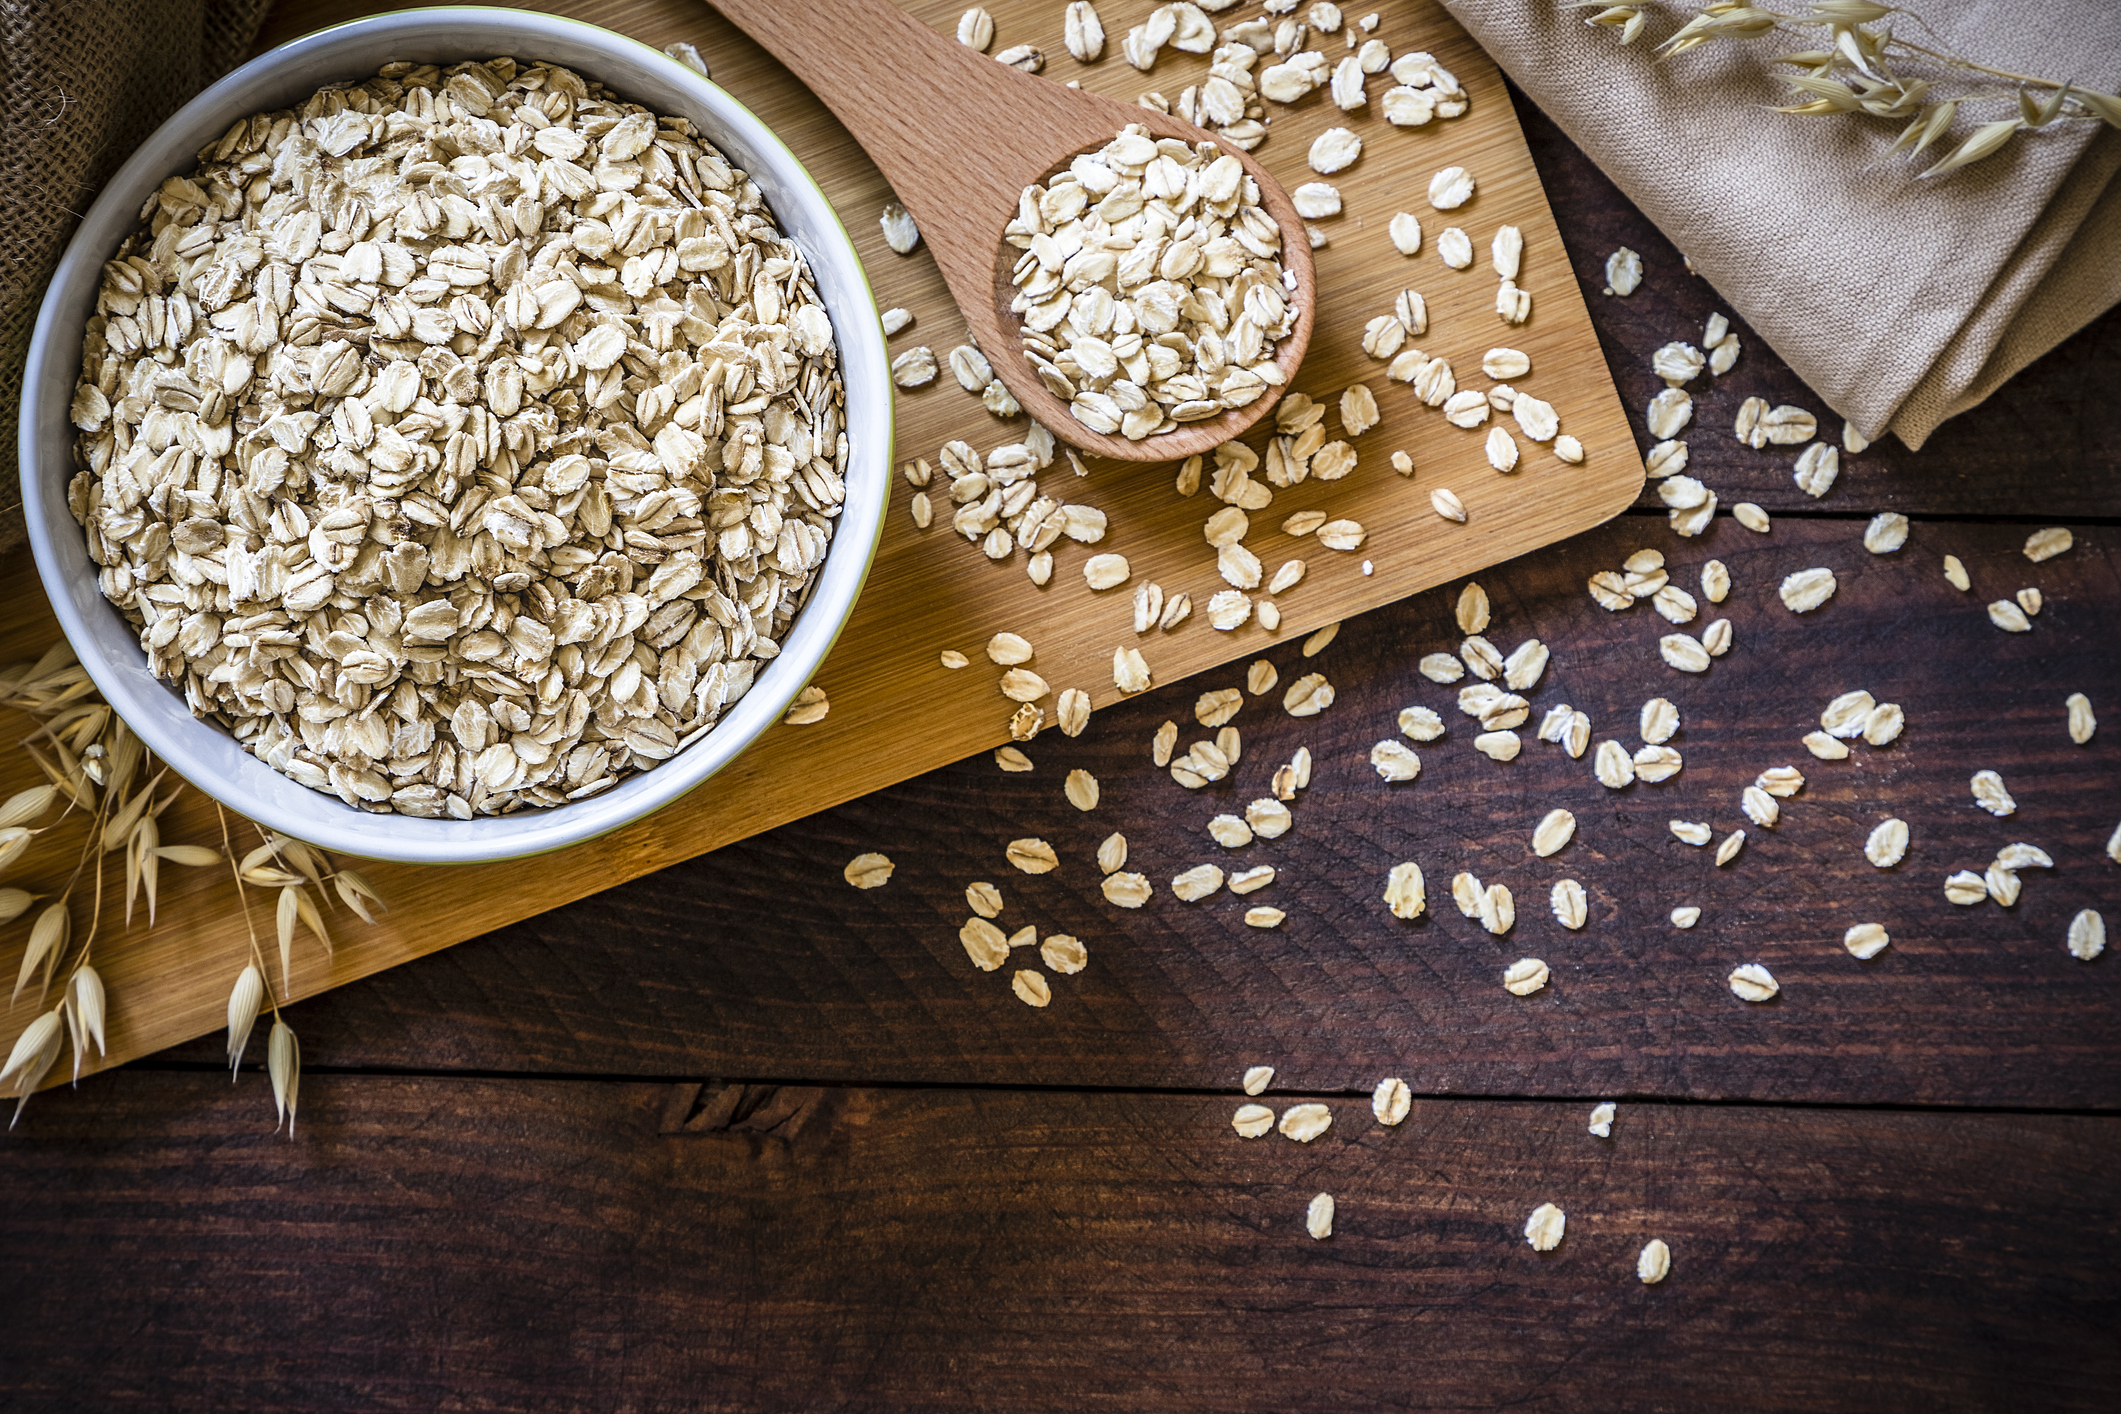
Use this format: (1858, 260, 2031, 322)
(1443, 0, 2121, 450)
(0, 0, 270, 559)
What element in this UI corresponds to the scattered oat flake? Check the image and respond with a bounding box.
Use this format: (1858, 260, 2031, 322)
(1428, 165, 1475, 208)
(1728, 963, 1778, 1002)
(1988, 599, 2032, 633)
(1012, 970, 1052, 1007)
(1715, 829, 1746, 866)
(1280, 1103, 1333, 1143)
(1114, 647, 1152, 693)
(1306, 1192, 1336, 1239)
(987, 632, 1034, 665)
(1971, 769, 2016, 817)
(1524, 1202, 1566, 1251)
(1172, 864, 1225, 902)
(1245, 907, 1286, 929)
(2067, 693, 2097, 744)
(1844, 923, 1890, 960)
(2069, 909, 2107, 961)
(1102, 871, 1151, 907)
(2024, 527, 2073, 562)
(1758, 766, 1806, 798)
(1734, 502, 1771, 533)
(1671, 906, 1701, 928)
(1660, 634, 1711, 674)
(1475, 730, 1522, 762)
(1503, 957, 1548, 996)
(1605, 248, 1642, 296)
(1248, 797, 1294, 838)
(1284, 673, 1335, 717)
(1639, 1239, 1671, 1284)
(843, 853, 894, 889)
(1233, 1103, 1275, 1138)
(1064, 769, 1100, 812)
(1303, 623, 1341, 657)
(1532, 808, 1576, 857)
(960, 917, 1009, 971)
(1551, 878, 1588, 931)
(1943, 869, 1987, 905)
(995, 746, 1034, 772)
(775, 683, 830, 725)
(880, 201, 920, 253)
(1780, 568, 1837, 613)
(1588, 1101, 1615, 1138)
(1864, 512, 1909, 554)
(1384, 862, 1427, 920)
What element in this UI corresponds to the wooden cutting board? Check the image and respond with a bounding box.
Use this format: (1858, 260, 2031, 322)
(2, 0, 1642, 1081)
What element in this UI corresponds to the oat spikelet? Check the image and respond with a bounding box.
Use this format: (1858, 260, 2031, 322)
(1, 1009, 64, 1125)
(65, 964, 107, 1081)
(268, 1020, 301, 1136)
(227, 964, 264, 1077)
(13, 902, 69, 1005)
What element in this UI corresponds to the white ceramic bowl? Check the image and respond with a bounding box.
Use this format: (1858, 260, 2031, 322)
(18, 7, 891, 864)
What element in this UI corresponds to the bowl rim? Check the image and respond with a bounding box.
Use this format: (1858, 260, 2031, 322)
(18, 5, 892, 865)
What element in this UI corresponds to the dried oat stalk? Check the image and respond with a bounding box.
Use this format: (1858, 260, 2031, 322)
(1577, 2, 2120, 178)
(0, 644, 385, 1130)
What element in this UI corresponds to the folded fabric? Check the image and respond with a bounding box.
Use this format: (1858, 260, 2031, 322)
(1443, 0, 2121, 449)
(0, 0, 271, 558)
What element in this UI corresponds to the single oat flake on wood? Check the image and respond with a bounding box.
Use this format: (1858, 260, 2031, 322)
(1845, 923, 1891, 960)
(1007, 839, 1059, 874)
(843, 854, 894, 889)
(1502, 957, 1548, 996)
(1728, 963, 1779, 1002)
(1279, 1103, 1333, 1143)
(1524, 1202, 1566, 1251)
(1384, 862, 1427, 919)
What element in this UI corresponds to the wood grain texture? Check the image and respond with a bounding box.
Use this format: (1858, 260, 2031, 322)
(701, 0, 1322, 462)
(1501, 82, 2121, 521)
(0, 0, 1647, 1084)
(1, 1072, 2116, 1412)
(152, 514, 2121, 1107)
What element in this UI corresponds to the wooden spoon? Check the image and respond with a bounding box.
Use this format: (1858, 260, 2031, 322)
(702, 0, 1316, 463)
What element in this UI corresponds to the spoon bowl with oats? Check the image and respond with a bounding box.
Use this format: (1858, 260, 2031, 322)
(706, 0, 1318, 463)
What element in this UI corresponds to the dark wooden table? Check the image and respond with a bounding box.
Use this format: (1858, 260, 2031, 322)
(4, 75, 2118, 1414)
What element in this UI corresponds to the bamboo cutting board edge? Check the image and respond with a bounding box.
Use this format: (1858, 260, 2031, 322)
(5, 0, 1644, 1084)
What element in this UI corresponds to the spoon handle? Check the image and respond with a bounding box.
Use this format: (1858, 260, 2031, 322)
(703, 0, 1065, 236)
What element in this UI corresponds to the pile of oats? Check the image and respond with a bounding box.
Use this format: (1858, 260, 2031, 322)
(69, 60, 848, 818)
(1005, 124, 1298, 440)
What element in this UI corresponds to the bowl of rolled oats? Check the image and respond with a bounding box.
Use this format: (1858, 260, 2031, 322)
(19, 8, 891, 864)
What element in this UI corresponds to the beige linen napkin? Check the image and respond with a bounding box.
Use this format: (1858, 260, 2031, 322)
(0, 0, 271, 558)
(1442, 0, 2121, 449)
